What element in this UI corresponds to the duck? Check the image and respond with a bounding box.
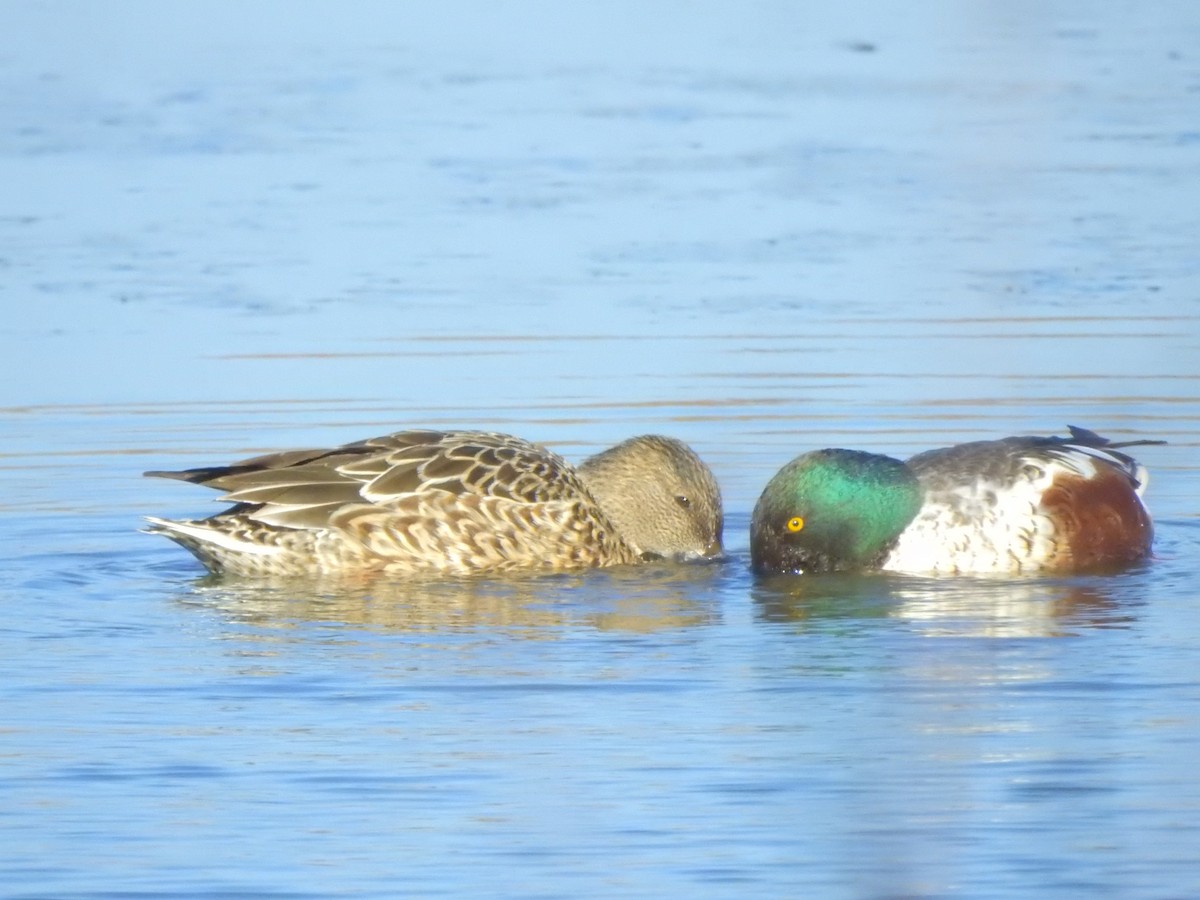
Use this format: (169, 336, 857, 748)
(145, 429, 724, 576)
(750, 426, 1161, 576)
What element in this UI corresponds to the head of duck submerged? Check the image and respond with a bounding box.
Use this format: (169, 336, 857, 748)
(750, 449, 921, 575)
(750, 427, 1160, 576)
(577, 434, 724, 563)
(145, 429, 723, 577)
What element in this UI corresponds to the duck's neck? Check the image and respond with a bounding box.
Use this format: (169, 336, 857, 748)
(575, 448, 640, 547)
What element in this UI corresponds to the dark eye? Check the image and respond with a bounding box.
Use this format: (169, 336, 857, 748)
(674, 495, 691, 509)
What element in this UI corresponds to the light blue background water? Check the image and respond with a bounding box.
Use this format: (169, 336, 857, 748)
(2, 2, 1199, 897)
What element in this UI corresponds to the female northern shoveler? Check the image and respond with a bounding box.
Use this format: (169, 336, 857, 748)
(750, 426, 1161, 576)
(146, 430, 723, 576)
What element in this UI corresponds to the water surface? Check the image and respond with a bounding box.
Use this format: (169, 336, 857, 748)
(2, 2, 1199, 897)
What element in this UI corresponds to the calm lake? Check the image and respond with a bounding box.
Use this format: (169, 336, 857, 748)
(2, 2, 1199, 897)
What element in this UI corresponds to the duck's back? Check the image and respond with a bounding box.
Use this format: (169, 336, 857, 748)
(146, 430, 639, 575)
(882, 428, 1155, 574)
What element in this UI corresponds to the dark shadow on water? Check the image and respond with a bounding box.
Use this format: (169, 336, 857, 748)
(171, 560, 731, 636)
(751, 569, 1147, 638)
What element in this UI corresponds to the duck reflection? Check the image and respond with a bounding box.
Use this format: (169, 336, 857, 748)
(752, 570, 1140, 637)
(175, 561, 727, 636)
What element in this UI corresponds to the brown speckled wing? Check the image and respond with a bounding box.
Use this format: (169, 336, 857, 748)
(149, 430, 594, 531)
(356, 431, 588, 505)
(326, 491, 638, 573)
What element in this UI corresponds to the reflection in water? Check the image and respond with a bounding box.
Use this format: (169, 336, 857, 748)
(752, 572, 1137, 638)
(175, 561, 726, 636)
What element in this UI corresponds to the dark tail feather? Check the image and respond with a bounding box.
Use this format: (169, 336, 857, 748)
(1065, 425, 1166, 451)
(144, 465, 253, 486)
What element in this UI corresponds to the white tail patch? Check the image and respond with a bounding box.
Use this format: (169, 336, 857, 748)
(1045, 448, 1100, 479)
(143, 517, 281, 556)
(1053, 440, 1149, 492)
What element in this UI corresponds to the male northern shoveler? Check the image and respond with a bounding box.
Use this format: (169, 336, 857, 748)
(750, 426, 1161, 576)
(146, 430, 723, 576)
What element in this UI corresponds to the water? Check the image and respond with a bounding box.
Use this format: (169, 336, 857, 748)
(2, 2, 1199, 896)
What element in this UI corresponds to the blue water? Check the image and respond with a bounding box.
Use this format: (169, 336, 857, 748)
(2, 2, 1199, 897)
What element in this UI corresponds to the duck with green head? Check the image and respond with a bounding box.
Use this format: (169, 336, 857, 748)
(751, 427, 1160, 576)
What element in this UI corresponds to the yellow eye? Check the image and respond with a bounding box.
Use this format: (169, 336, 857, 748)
(786, 516, 804, 533)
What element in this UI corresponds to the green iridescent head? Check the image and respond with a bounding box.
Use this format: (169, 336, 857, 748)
(750, 449, 922, 575)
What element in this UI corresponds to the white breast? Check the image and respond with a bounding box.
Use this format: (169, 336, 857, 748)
(881, 453, 1100, 575)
